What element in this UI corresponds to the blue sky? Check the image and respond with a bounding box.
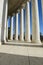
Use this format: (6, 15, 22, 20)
(8, 0, 43, 35)
(38, 0, 43, 35)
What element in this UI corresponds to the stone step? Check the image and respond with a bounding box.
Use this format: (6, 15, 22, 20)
(0, 45, 43, 65)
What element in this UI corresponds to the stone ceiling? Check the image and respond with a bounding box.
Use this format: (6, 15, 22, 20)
(8, 0, 29, 15)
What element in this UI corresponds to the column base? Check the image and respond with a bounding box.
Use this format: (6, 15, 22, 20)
(1, 40, 6, 44)
(20, 39, 24, 41)
(32, 40, 41, 44)
(25, 39, 31, 43)
(15, 38, 18, 41)
(6, 38, 8, 42)
(0, 41, 6, 45)
(10, 39, 13, 40)
(0, 42, 2, 45)
(20, 36, 24, 41)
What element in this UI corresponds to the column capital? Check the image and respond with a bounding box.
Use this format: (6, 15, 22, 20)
(16, 9, 20, 13)
(26, 1, 30, 5)
(26, 0, 30, 2)
(12, 13, 15, 16)
(21, 3, 26, 9)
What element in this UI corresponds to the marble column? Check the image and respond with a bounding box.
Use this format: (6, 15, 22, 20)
(20, 8, 24, 41)
(10, 17, 13, 40)
(15, 12, 18, 40)
(13, 14, 16, 40)
(4, 0, 8, 42)
(6, 20, 8, 41)
(0, 0, 5, 44)
(32, 0, 40, 43)
(25, 1, 31, 42)
(0, 0, 8, 44)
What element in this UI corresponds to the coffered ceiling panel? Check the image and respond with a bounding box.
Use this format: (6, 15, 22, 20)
(8, 0, 29, 15)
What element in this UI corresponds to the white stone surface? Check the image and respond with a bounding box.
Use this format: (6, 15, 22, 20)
(15, 13, 18, 40)
(20, 8, 24, 41)
(25, 1, 31, 42)
(0, 44, 43, 57)
(32, 0, 40, 43)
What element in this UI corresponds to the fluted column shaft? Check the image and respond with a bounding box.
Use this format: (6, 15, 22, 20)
(0, 0, 5, 44)
(10, 17, 13, 40)
(20, 8, 24, 41)
(25, 1, 31, 42)
(32, 0, 40, 43)
(1, 0, 8, 44)
(15, 13, 18, 40)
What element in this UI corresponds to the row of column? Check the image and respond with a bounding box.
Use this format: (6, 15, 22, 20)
(9, 0, 43, 43)
(0, 0, 43, 44)
(9, 1, 31, 42)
